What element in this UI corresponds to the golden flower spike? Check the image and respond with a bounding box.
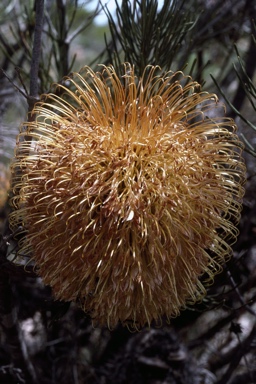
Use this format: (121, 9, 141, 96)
(10, 64, 246, 330)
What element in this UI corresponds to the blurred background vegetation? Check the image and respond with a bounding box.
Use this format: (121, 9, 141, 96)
(0, 1, 256, 383)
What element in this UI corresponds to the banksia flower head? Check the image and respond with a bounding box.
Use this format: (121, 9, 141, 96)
(10, 64, 245, 329)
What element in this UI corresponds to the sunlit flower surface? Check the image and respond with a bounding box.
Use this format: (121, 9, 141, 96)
(10, 64, 246, 329)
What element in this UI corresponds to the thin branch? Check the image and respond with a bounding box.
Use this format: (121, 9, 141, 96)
(0, 68, 28, 99)
(229, 370, 256, 384)
(28, 0, 45, 112)
(188, 312, 237, 349)
(216, 325, 256, 384)
(226, 269, 256, 317)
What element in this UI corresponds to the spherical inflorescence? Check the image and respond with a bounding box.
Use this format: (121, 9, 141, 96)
(10, 64, 246, 329)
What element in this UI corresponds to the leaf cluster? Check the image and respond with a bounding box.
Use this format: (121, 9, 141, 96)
(212, 21, 256, 157)
(104, 0, 196, 77)
(0, 0, 98, 95)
